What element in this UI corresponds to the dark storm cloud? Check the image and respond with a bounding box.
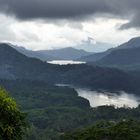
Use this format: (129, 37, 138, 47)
(0, 0, 140, 29)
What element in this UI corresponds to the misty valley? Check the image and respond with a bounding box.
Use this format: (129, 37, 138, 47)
(1, 37, 140, 140)
(77, 89, 140, 108)
(56, 84, 140, 108)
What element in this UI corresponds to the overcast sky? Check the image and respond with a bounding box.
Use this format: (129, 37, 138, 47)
(0, 0, 140, 51)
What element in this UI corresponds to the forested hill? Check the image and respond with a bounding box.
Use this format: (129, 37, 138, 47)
(96, 46, 140, 66)
(0, 43, 140, 94)
(62, 120, 140, 140)
(79, 37, 140, 71)
(86, 37, 140, 71)
(0, 43, 58, 81)
(1, 79, 140, 140)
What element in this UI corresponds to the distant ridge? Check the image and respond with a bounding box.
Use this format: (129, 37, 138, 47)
(118, 37, 140, 49)
(0, 43, 136, 93)
(11, 45, 92, 61)
(37, 47, 92, 60)
(77, 49, 111, 62)
(79, 37, 140, 64)
(89, 37, 140, 70)
(96, 47, 140, 65)
(11, 44, 58, 61)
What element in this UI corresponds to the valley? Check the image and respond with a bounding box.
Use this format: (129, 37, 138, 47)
(1, 38, 140, 139)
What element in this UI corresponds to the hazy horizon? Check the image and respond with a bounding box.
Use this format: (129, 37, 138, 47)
(1, 36, 138, 53)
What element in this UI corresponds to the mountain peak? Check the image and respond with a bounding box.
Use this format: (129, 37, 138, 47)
(129, 36, 140, 42)
(118, 36, 140, 49)
(0, 43, 26, 55)
(0, 43, 21, 54)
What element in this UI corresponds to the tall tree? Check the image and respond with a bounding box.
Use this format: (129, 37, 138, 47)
(0, 88, 27, 140)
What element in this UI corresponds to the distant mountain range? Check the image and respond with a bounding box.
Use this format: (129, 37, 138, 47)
(4, 36, 140, 71)
(78, 37, 140, 70)
(79, 37, 140, 62)
(118, 37, 140, 49)
(11, 45, 57, 61)
(77, 49, 112, 62)
(11, 45, 92, 61)
(74, 41, 114, 52)
(0, 43, 138, 93)
(96, 46, 140, 65)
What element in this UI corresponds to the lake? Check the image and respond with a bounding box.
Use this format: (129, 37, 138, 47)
(48, 60, 86, 65)
(76, 88, 140, 108)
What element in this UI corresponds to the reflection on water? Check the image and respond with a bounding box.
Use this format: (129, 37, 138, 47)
(76, 88, 140, 108)
(48, 60, 86, 65)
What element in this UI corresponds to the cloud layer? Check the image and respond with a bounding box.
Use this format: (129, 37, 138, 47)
(0, 0, 140, 29)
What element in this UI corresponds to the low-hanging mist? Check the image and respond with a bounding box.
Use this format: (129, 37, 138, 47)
(76, 88, 140, 108)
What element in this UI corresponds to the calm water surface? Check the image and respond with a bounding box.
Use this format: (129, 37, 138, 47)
(48, 60, 86, 65)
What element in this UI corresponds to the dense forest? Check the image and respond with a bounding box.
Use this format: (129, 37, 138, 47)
(62, 120, 140, 140)
(0, 80, 140, 139)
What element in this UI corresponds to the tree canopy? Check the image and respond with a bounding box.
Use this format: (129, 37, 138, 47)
(0, 88, 27, 140)
(62, 120, 140, 140)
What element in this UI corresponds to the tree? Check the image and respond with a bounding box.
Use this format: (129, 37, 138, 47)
(0, 88, 27, 140)
(62, 120, 140, 140)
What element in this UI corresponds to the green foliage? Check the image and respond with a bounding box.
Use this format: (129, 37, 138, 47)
(62, 120, 140, 140)
(0, 88, 27, 140)
(1, 80, 140, 140)
(0, 80, 92, 139)
(0, 80, 90, 110)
